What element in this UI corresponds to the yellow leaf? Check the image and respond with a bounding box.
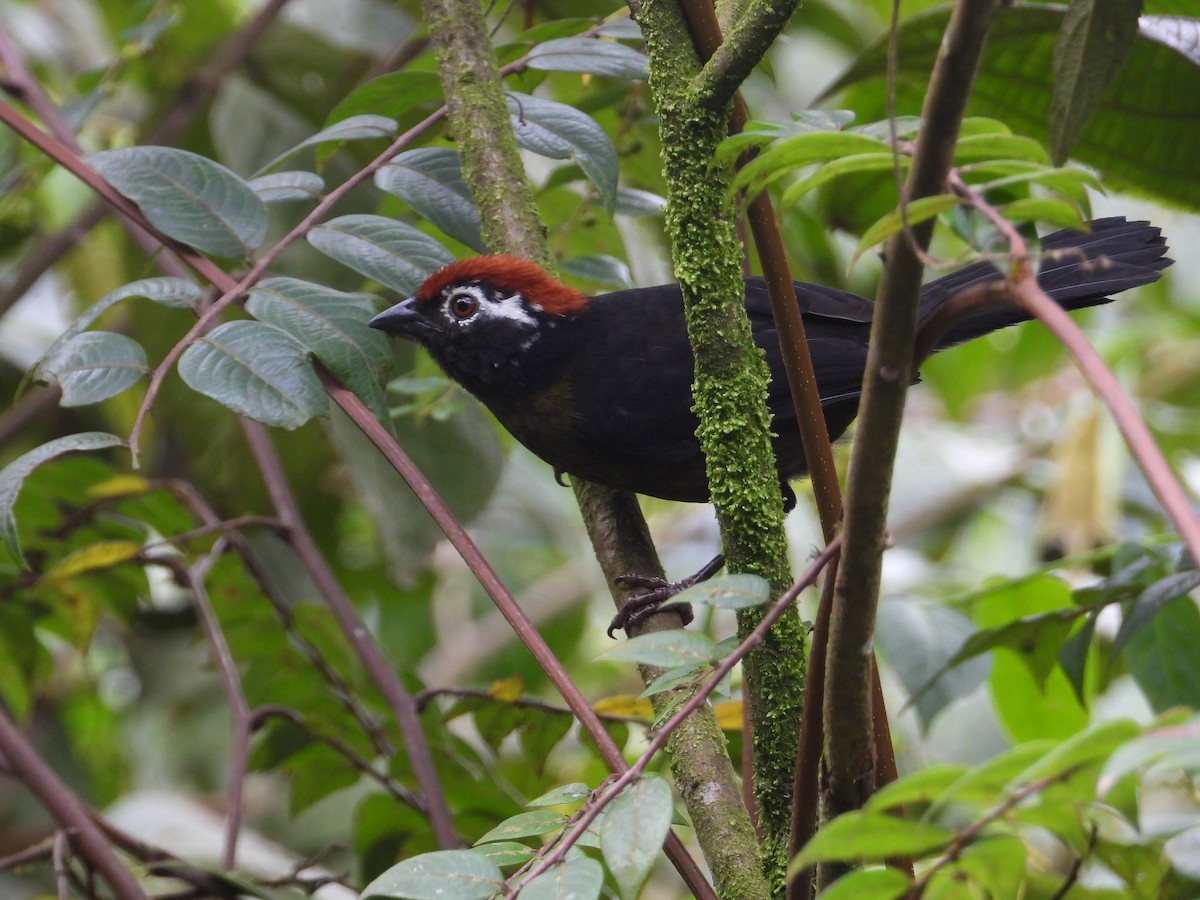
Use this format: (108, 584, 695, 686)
(488, 676, 524, 702)
(87, 474, 151, 499)
(593, 695, 654, 719)
(44, 540, 143, 582)
(713, 700, 744, 731)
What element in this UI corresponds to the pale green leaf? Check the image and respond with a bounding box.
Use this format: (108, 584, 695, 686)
(507, 93, 618, 212)
(308, 214, 453, 294)
(599, 775, 673, 899)
(248, 171, 325, 203)
(360, 849, 502, 900)
(246, 277, 390, 421)
(376, 149, 485, 251)
(38, 332, 148, 406)
(520, 858, 603, 900)
(88, 147, 267, 257)
(178, 321, 327, 428)
(525, 37, 647, 79)
(598, 630, 717, 668)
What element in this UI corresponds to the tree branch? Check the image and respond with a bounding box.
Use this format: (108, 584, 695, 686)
(821, 1, 1001, 887)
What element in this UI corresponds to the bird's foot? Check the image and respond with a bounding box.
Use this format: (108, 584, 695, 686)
(607, 555, 725, 637)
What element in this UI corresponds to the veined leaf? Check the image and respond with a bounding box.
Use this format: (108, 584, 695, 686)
(89, 147, 267, 257)
(178, 321, 327, 428)
(376, 149, 486, 251)
(507, 92, 618, 212)
(308, 214, 453, 295)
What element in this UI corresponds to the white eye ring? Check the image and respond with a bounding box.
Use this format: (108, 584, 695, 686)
(446, 288, 481, 321)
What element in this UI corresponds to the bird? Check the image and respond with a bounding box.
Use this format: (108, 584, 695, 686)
(369, 217, 1170, 626)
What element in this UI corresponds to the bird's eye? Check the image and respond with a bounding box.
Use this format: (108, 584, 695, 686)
(447, 291, 480, 320)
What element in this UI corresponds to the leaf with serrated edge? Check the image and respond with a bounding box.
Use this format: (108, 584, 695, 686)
(88, 147, 267, 257)
(308, 214, 453, 295)
(0, 433, 124, 566)
(38, 332, 148, 406)
(178, 321, 327, 429)
(507, 93, 618, 212)
(599, 775, 673, 900)
(598, 630, 716, 668)
(246, 277, 390, 421)
(376, 149, 486, 251)
(520, 857, 603, 900)
(359, 849, 502, 900)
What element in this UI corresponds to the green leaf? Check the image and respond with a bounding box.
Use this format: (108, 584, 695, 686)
(599, 775, 673, 899)
(731, 130, 887, 197)
(998, 197, 1088, 231)
(613, 188, 666, 217)
(88, 147, 267, 257)
(376, 149, 486, 252)
(876, 598, 990, 729)
(663, 573, 771, 611)
(0, 432, 124, 565)
(360, 849, 502, 900)
(826, 6, 1200, 209)
(1123, 593, 1200, 712)
(928, 740, 1055, 812)
(246, 277, 391, 421)
(473, 842, 534, 867)
(1111, 569, 1200, 658)
(308, 214, 453, 295)
(815, 867, 912, 900)
(177, 321, 327, 428)
(794, 812, 954, 868)
(598, 630, 716, 668)
(524, 37, 647, 79)
(526, 783, 591, 808)
(507, 92, 618, 212)
(520, 858, 603, 900)
(865, 764, 968, 813)
(1012, 718, 1141, 785)
(1050, 0, 1142, 163)
(519, 710, 574, 774)
(37, 332, 148, 406)
(259, 114, 398, 174)
(1098, 715, 1200, 794)
(852, 194, 960, 264)
(559, 255, 632, 289)
(474, 809, 567, 844)
(248, 171, 325, 203)
(780, 151, 902, 208)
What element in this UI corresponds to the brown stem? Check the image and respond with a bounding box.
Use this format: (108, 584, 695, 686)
(821, 0, 1000, 887)
(0, 710, 149, 900)
(239, 418, 462, 849)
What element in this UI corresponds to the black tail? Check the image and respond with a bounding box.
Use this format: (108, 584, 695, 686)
(918, 217, 1171, 350)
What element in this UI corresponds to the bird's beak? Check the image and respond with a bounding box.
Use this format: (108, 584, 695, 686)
(369, 298, 424, 334)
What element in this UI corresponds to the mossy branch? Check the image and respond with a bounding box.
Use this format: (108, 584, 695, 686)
(632, 0, 806, 893)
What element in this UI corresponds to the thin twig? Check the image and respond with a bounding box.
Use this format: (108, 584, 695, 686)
(240, 418, 462, 850)
(0, 709, 150, 900)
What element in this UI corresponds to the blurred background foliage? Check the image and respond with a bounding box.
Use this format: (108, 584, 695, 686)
(0, 0, 1198, 897)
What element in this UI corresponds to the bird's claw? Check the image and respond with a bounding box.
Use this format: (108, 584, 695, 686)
(607, 576, 695, 638)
